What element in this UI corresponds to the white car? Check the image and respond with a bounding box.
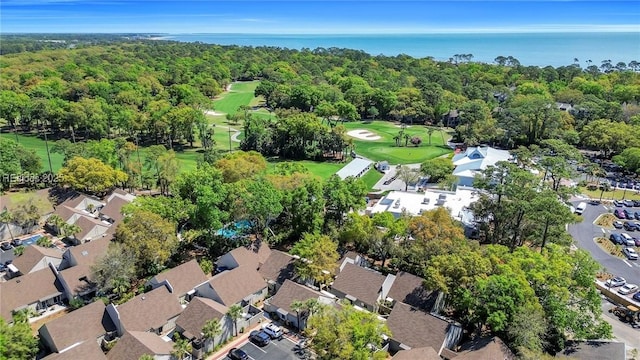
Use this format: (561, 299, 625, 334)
(261, 323, 283, 339)
(623, 247, 639, 260)
(605, 276, 626, 288)
(618, 284, 639, 295)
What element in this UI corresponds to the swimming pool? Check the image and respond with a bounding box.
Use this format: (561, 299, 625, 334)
(215, 220, 252, 238)
(22, 234, 43, 246)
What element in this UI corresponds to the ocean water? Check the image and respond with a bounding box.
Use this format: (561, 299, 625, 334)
(163, 32, 640, 68)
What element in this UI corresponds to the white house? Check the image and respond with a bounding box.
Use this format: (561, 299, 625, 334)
(451, 146, 512, 187)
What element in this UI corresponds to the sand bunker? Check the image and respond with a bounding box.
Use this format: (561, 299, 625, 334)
(204, 110, 225, 116)
(347, 129, 381, 141)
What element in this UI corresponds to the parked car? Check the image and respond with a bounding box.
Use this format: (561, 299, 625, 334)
(614, 200, 625, 207)
(634, 200, 640, 207)
(228, 348, 249, 360)
(623, 247, 639, 260)
(633, 292, 640, 301)
(610, 233, 623, 245)
(624, 221, 637, 231)
(249, 330, 271, 347)
(618, 284, 639, 295)
(0, 263, 6, 272)
(615, 209, 626, 219)
(621, 233, 636, 246)
(613, 221, 624, 229)
(605, 276, 627, 287)
(0, 242, 12, 251)
(11, 239, 22, 247)
(624, 209, 634, 219)
(625, 199, 635, 207)
(635, 211, 640, 220)
(261, 323, 283, 340)
(634, 237, 640, 247)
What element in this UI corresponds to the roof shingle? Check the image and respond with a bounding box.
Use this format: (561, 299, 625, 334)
(68, 237, 110, 267)
(331, 263, 385, 306)
(11, 245, 63, 274)
(107, 330, 173, 360)
(387, 302, 449, 351)
(208, 266, 266, 306)
(175, 297, 228, 339)
(387, 271, 437, 311)
(39, 300, 115, 353)
(258, 250, 296, 284)
(43, 340, 107, 360)
(150, 259, 209, 297)
(455, 336, 516, 360)
(116, 286, 183, 332)
(267, 280, 326, 314)
(0, 267, 64, 322)
(392, 347, 441, 360)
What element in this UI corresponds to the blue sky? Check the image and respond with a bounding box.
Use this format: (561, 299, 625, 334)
(1, 0, 639, 34)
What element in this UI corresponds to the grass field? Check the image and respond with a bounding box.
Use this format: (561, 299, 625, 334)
(360, 168, 384, 190)
(3, 133, 65, 173)
(578, 186, 640, 201)
(212, 81, 260, 115)
(341, 121, 452, 164)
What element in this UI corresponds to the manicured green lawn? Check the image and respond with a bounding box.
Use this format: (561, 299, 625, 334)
(4, 133, 65, 173)
(212, 81, 260, 115)
(360, 168, 384, 190)
(578, 186, 640, 201)
(341, 121, 452, 164)
(267, 159, 344, 180)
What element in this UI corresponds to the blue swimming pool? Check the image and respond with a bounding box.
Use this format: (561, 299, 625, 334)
(22, 234, 43, 246)
(215, 220, 252, 238)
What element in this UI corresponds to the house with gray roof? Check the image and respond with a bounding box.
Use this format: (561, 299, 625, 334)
(147, 259, 209, 303)
(0, 265, 65, 323)
(258, 250, 296, 294)
(216, 242, 271, 271)
(106, 285, 183, 336)
(386, 302, 462, 355)
(174, 297, 233, 353)
(196, 266, 267, 307)
(57, 264, 96, 300)
(392, 347, 440, 360)
(42, 340, 107, 360)
(106, 330, 173, 360)
(386, 271, 438, 312)
(451, 145, 512, 186)
(8, 245, 63, 277)
(329, 262, 390, 312)
(264, 279, 337, 330)
(60, 237, 110, 269)
(453, 336, 516, 360)
(39, 300, 116, 354)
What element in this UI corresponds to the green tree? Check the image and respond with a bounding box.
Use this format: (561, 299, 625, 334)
(0, 317, 38, 360)
(0, 210, 15, 243)
(290, 300, 304, 330)
(90, 242, 137, 295)
(202, 318, 223, 350)
(114, 210, 178, 276)
(226, 304, 243, 337)
(613, 147, 640, 175)
(306, 304, 390, 360)
(231, 178, 283, 239)
(290, 233, 339, 289)
(323, 175, 368, 226)
(214, 151, 267, 183)
(199, 258, 214, 276)
(171, 333, 192, 360)
(420, 157, 454, 183)
(396, 165, 420, 191)
(59, 157, 127, 196)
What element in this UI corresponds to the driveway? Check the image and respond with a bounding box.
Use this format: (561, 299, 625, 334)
(224, 336, 303, 360)
(567, 200, 640, 279)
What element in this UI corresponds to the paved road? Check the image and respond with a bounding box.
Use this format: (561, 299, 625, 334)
(567, 200, 640, 281)
(600, 299, 640, 354)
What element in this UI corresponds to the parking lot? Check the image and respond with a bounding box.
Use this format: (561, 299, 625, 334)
(224, 336, 304, 360)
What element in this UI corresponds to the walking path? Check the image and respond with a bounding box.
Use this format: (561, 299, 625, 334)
(212, 124, 242, 143)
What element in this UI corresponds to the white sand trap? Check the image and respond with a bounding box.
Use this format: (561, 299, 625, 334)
(347, 129, 381, 141)
(204, 110, 226, 116)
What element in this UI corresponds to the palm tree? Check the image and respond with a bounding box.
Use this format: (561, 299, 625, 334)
(403, 133, 410, 147)
(290, 300, 304, 330)
(202, 318, 222, 351)
(304, 298, 321, 321)
(62, 223, 82, 240)
(46, 214, 64, 235)
(427, 127, 435, 145)
(227, 304, 243, 337)
(0, 210, 15, 244)
(599, 182, 612, 202)
(171, 333, 192, 360)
